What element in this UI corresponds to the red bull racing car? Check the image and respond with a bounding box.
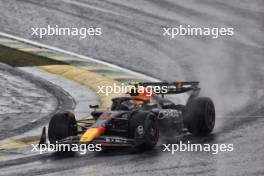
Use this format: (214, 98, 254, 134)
(39, 82, 215, 151)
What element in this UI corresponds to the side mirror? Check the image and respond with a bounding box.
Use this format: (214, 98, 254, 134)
(89, 104, 99, 109)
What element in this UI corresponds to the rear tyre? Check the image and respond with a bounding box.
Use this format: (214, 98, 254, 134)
(184, 97, 215, 135)
(48, 112, 77, 144)
(129, 112, 159, 150)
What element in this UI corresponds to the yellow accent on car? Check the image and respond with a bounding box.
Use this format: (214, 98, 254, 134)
(80, 128, 100, 142)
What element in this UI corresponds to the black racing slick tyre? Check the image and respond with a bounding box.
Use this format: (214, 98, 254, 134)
(184, 97, 215, 135)
(48, 112, 77, 144)
(129, 112, 159, 150)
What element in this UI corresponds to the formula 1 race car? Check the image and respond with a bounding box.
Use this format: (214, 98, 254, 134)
(39, 82, 215, 151)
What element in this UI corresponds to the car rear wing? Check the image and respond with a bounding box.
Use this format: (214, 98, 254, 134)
(129, 81, 200, 95)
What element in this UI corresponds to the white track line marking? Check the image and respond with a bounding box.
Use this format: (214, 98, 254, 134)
(62, 0, 127, 18)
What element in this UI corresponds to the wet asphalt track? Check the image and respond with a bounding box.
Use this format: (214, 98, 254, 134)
(0, 0, 264, 175)
(0, 63, 75, 140)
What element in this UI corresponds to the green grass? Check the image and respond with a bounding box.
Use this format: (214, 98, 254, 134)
(0, 45, 66, 67)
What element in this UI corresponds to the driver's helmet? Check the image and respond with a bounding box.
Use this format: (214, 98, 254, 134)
(131, 87, 156, 100)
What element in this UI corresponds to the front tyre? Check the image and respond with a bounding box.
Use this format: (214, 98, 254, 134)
(48, 112, 77, 144)
(129, 112, 159, 150)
